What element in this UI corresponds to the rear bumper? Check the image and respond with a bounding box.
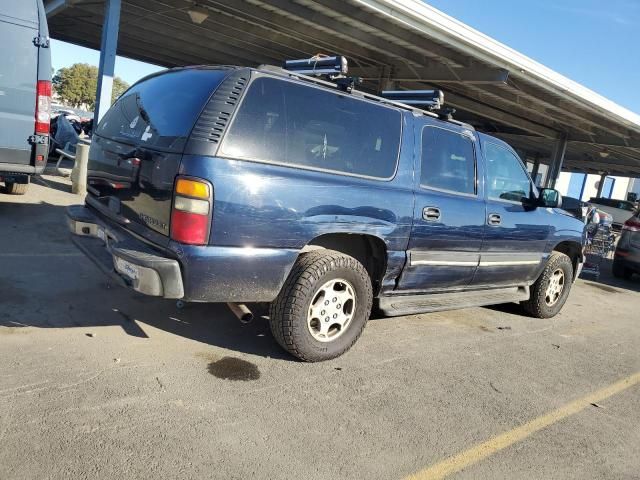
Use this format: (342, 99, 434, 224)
(0, 163, 45, 175)
(66, 205, 185, 299)
(66, 204, 300, 302)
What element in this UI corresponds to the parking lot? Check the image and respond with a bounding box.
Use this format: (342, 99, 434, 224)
(1, 175, 639, 479)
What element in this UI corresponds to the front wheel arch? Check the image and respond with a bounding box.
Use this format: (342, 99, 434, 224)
(550, 240, 583, 279)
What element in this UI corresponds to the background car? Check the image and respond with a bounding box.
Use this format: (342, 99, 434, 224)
(589, 197, 637, 230)
(612, 211, 640, 280)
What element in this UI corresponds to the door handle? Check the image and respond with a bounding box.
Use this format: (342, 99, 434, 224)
(423, 206, 441, 222)
(488, 213, 502, 226)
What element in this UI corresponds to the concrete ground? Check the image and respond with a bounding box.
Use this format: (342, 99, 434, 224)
(1, 175, 639, 480)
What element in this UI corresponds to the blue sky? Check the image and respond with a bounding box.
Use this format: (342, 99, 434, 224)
(51, 0, 640, 114)
(50, 39, 163, 85)
(424, 0, 640, 113)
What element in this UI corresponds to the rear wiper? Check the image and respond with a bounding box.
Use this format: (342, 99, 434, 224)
(135, 94, 150, 123)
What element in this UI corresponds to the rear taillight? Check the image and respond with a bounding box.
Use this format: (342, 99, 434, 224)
(170, 177, 212, 245)
(35, 80, 52, 134)
(622, 218, 640, 232)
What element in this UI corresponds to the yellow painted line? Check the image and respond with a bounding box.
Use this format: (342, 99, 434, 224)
(405, 371, 640, 480)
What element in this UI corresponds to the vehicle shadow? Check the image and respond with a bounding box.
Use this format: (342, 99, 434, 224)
(33, 173, 73, 194)
(578, 257, 640, 293)
(0, 198, 293, 361)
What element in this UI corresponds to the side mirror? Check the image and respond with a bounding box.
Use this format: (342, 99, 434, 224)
(539, 188, 562, 208)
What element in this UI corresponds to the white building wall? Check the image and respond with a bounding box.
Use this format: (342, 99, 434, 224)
(554, 173, 632, 201)
(611, 177, 631, 200)
(554, 171, 571, 195)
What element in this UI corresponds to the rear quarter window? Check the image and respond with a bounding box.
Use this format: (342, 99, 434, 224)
(220, 76, 401, 180)
(96, 69, 229, 151)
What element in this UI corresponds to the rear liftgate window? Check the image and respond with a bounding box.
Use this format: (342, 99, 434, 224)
(220, 77, 401, 179)
(96, 69, 229, 151)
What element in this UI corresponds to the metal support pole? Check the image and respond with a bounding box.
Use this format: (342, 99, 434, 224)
(94, 0, 121, 123)
(377, 65, 396, 92)
(530, 155, 541, 186)
(596, 173, 607, 198)
(545, 133, 568, 189)
(71, 143, 89, 195)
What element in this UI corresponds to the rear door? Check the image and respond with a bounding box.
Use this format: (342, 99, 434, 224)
(396, 121, 485, 292)
(0, 1, 38, 166)
(472, 137, 549, 287)
(87, 68, 230, 244)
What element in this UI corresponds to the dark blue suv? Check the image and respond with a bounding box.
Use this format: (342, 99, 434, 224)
(67, 63, 585, 361)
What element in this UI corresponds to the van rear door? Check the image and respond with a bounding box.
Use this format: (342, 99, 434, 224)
(0, 1, 39, 166)
(87, 68, 231, 245)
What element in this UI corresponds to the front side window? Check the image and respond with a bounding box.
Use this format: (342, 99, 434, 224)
(420, 127, 476, 195)
(484, 142, 533, 202)
(220, 77, 401, 179)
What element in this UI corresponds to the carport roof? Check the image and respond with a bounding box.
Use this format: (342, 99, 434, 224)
(45, 0, 640, 176)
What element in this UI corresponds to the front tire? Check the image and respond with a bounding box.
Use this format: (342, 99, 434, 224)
(269, 250, 373, 362)
(521, 252, 573, 318)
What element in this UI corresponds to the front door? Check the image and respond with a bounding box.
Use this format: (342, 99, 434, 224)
(473, 138, 550, 286)
(397, 123, 485, 292)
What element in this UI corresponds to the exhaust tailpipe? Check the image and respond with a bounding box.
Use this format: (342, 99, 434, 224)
(227, 303, 254, 324)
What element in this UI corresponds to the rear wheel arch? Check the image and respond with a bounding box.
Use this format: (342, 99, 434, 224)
(300, 233, 388, 296)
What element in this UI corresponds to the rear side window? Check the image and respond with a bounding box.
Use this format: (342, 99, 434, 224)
(220, 77, 401, 179)
(96, 69, 229, 151)
(420, 126, 476, 195)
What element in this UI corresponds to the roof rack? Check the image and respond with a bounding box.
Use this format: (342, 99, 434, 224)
(267, 55, 468, 125)
(381, 90, 444, 110)
(283, 55, 348, 77)
(283, 55, 361, 92)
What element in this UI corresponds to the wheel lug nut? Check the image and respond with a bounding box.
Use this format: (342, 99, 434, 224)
(336, 304, 341, 309)
(332, 297, 337, 302)
(325, 317, 330, 322)
(321, 310, 325, 315)
(324, 300, 329, 306)
(333, 313, 338, 319)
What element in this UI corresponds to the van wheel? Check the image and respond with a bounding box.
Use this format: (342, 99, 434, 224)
(521, 252, 573, 318)
(269, 250, 373, 362)
(4, 181, 28, 195)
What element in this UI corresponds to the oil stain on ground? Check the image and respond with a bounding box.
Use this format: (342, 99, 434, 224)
(207, 356, 261, 381)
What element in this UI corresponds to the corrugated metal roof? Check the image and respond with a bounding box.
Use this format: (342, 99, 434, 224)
(45, 0, 640, 176)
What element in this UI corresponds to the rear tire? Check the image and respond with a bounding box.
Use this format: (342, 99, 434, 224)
(521, 252, 573, 318)
(612, 260, 633, 280)
(269, 250, 373, 362)
(4, 181, 28, 195)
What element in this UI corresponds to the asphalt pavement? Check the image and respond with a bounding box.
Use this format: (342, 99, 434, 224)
(1, 175, 639, 480)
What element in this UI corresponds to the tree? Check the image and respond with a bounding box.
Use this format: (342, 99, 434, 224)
(112, 76, 129, 104)
(52, 63, 130, 111)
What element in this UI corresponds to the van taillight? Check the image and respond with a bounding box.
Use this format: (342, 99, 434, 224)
(170, 177, 212, 245)
(622, 218, 640, 232)
(35, 80, 52, 134)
